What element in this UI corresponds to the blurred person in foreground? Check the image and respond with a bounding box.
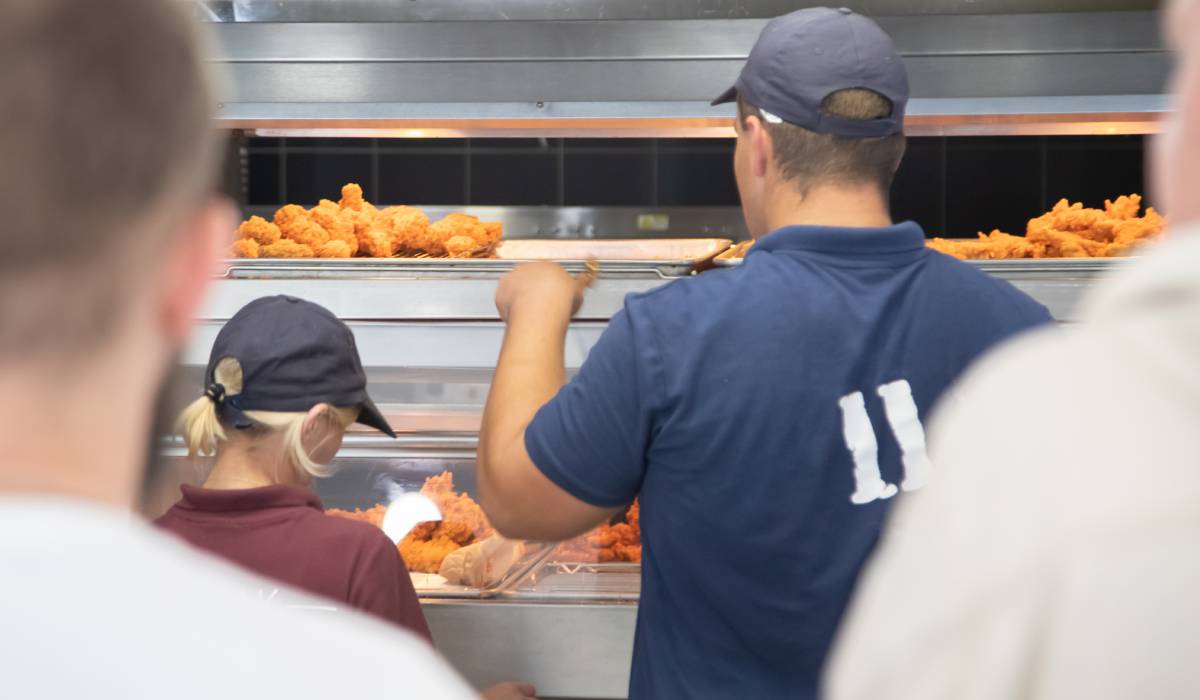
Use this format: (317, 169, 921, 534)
(476, 7, 1051, 698)
(0, 1, 473, 697)
(826, 3, 1200, 699)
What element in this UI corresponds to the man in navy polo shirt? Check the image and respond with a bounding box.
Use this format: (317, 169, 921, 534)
(478, 7, 1051, 699)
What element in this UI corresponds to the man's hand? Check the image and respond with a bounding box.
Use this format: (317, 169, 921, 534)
(481, 681, 538, 700)
(495, 261, 593, 323)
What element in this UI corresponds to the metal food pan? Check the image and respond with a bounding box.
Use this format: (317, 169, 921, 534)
(713, 256, 1127, 275)
(220, 238, 733, 280)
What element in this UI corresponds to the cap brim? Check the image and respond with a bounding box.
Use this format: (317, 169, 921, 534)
(356, 395, 397, 438)
(711, 85, 738, 106)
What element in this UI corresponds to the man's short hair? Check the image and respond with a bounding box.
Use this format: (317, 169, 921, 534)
(0, 0, 217, 357)
(737, 89, 906, 196)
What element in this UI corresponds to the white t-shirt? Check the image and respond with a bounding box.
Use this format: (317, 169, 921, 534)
(826, 230, 1200, 700)
(0, 495, 476, 699)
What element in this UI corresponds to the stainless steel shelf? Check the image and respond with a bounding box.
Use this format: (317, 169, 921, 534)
(210, 11, 1168, 137)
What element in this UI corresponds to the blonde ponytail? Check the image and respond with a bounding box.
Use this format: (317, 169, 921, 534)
(176, 356, 359, 479)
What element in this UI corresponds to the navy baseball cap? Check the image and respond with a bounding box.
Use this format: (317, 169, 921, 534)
(712, 7, 908, 138)
(204, 295, 396, 438)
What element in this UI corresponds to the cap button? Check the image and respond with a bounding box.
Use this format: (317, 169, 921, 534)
(838, 7, 852, 13)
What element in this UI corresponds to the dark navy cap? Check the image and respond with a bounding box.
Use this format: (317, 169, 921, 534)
(712, 7, 908, 138)
(204, 295, 395, 438)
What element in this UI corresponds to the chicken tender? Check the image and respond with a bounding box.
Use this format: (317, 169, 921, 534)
(273, 204, 310, 236)
(228, 238, 260, 258)
(259, 239, 314, 258)
(236, 215, 282, 246)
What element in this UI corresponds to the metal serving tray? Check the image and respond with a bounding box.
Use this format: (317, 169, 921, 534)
(220, 238, 733, 280)
(500, 561, 642, 603)
(714, 255, 1125, 274)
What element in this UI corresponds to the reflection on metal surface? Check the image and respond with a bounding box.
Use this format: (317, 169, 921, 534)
(221, 0, 1156, 23)
(210, 12, 1168, 137)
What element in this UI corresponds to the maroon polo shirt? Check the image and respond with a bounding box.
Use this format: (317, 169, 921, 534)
(155, 484, 431, 642)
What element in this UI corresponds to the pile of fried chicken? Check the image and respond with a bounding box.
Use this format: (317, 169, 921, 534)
(926, 194, 1165, 260)
(327, 471, 495, 574)
(554, 501, 642, 563)
(230, 183, 503, 259)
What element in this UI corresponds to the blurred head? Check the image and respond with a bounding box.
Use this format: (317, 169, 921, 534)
(733, 91, 906, 237)
(0, 0, 231, 377)
(178, 357, 360, 484)
(1153, 0, 1200, 229)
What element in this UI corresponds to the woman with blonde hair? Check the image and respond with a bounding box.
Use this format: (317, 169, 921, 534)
(155, 294, 432, 640)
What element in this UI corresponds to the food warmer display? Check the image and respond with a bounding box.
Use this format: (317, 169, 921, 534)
(174, 2, 1169, 697)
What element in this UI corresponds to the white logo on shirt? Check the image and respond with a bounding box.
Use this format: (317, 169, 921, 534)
(838, 380, 931, 505)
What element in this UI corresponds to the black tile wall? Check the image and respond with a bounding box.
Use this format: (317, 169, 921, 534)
(891, 138, 944, 234)
(284, 152, 373, 205)
(946, 137, 1043, 236)
(564, 150, 655, 206)
(246, 152, 281, 206)
(471, 153, 560, 205)
(239, 135, 1147, 236)
(1046, 135, 1147, 209)
(379, 153, 466, 205)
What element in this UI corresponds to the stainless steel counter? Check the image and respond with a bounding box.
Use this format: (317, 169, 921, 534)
(423, 600, 636, 700)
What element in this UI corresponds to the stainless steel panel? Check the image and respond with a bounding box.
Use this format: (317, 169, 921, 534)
(210, 12, 1168, 134)
(184, 320, 608, 368)
(212, 14, 1163, 63)
(199, 277, 660, 320)
(422, 601, 636, 699)
(223, 51, 1167, 104)
(222, 0, 1156, 23)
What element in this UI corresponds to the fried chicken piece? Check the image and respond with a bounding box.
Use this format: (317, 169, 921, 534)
(554, 500, 642, 563)
(339, 182, 368, 212)
(315, 240, 353, 258)
(1106, 206, 1165, 256)
(375, 206, 431, 256)
(425, 213, 488, 256)
(310, 201, 359, 255)
(236, 215, 282, 246)
(228, 238, 260, 258)
(399, 535, 466, 574)
(284, 219, 331, 249)
(1104, 194, 1143, 221)
(273, 204, 310, 236)
(481, 221, 504, 247)
(259, 239, 314, 258)
(1026, 221, 1110, 258)
(326, 504, 386, 528)
(445, 235, 480, 258)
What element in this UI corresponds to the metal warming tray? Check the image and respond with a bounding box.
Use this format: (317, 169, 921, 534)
(220, 238, 732, 280)
(501, 561, 642, 603)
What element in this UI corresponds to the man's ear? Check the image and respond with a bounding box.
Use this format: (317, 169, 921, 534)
(158, 197, 236, 347)
(745, 115, 773, 179)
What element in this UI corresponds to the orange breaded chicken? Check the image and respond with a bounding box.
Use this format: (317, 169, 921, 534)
(283, 219, 331, 249)
(229, 238, 260, 258)
(425, 213, 487, 256)
(259, 239, 314, 258)
(309, 201, 359, 255)
(445, 235, 479, 258)
(393, 472, 495, 572)
(339, 182, 367, 212)
(376, 206, 431, 255)
(315, 240, 354, 258)
(326, 504, 386, 528)
(927, 230, 1038, 260)
(236, 215, 282, 246)
(359, 218, 397, 258)
(273, 203, 310, 236)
